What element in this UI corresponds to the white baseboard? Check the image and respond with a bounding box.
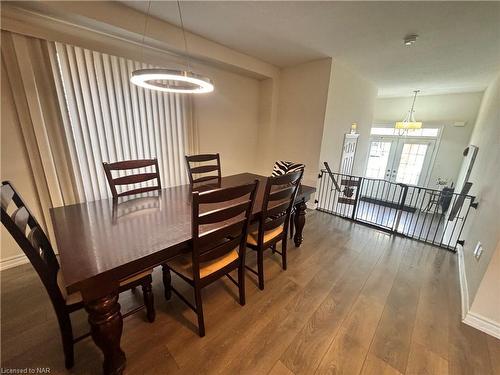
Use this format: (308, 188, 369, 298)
(464, 311, 500, 340)
(457, 245, 469, 320)
(457, 245, 500, 340)
(0, 253, 29, 271)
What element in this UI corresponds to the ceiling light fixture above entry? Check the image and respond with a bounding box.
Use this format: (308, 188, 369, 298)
(130, 1, 214, 94)
(404, 34, 418, 46)
(395, 90, 423, 130)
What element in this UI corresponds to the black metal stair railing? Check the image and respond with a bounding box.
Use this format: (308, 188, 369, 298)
(315, 166, 476, 252)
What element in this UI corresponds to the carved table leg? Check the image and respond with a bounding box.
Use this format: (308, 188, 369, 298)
(293, 199, 307, 247)
(85, 293, 126, 375)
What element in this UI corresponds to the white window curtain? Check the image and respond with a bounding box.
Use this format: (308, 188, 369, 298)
(52, 42, 195, 202)
(1, 31, 80, 243)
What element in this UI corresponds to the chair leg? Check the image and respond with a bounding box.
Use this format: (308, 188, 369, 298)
(257, 248, 265, 291)
(271, 244, 276, 254)
(142, 279, 156, 323)
(290, 210, 295, 239)
(282, 239, 288, 271)
(194, 286, 205, 337)
(238, 265, 246, 306)
(63, 336, 75, 369)
(57, 312, 75, 369)
(162, 264, 172, 300)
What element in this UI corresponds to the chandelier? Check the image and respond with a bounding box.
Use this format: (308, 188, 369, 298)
(130, 1, 214, 94)
(395, 90, 422, 130)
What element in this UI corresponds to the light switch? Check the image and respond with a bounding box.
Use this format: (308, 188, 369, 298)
(474, 242, 483, 260)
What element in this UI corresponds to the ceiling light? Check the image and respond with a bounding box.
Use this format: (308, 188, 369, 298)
(395, 90, 423, 130)
(130, 1, 214, 94)
(131, 69, 214, 93)
(404, 34, 418, 46)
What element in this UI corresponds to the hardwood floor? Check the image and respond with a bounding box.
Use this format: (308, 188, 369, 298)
(1, 211, 499, 374)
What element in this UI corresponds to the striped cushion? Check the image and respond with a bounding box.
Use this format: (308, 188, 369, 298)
(271, 161, 305, 177)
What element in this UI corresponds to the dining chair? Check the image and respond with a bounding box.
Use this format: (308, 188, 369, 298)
(0, 181, 155, 369)
(185, 153, 222, 185)
(103, 158, 161, 198)
(271, 160, 305, 239)
(163, 180, 259, 337)
(103, 158, 173, 297)
(246, 169, 303, 290)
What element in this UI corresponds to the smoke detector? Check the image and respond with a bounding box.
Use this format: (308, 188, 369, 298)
(404, 34, 418, 46)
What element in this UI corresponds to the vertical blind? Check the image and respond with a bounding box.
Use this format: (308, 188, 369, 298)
(52, 42, 194, 202)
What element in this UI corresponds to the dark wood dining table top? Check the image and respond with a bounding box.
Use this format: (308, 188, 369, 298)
(50, 173, 315, 296)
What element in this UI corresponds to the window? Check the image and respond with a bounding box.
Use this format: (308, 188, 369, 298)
(370, 127, 439, 137)
(53, 43, 193, 202)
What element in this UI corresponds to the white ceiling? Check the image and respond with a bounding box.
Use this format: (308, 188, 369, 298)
(122, 1, 500, 97)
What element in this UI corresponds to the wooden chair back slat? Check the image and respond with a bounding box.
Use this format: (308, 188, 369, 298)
(264, 215, 287, 231)
(191, 180, 259, 280)
(186, 154, 219, 163)
(198, 182, 256, 203)
(190, 165, 220, 174)
(198, 201, 251, 225)
(271, 171, 302, 186)
(27, 226, 44, 249)
(269, 186, 296, 202)
(11, 206, 30, 233)
(197, 220, 246, 250)
(185, 153, 221, 185)
(103, 158, 161, 198)
(198, 236, 242, 263)
(265, 200, 291, 219)
(106, 159, 159, 170)
(0, 181, 64, 306)
(112, 173, 159, 186)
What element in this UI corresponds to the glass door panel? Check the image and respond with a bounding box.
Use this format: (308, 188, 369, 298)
(392, 140, 435, 186)
(395, 143, 428, 185)
(364, 140, 397, 202)
(365, 141, 394, 179)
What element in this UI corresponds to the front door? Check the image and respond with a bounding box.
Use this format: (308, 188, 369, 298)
(365, 137, 435, 186)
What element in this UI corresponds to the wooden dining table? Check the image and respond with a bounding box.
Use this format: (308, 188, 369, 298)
(50, 172, 315, 375)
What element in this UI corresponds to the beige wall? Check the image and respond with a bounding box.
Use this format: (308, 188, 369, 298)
(255, 77, 280, 176)
(470, 241, 500, 324)
(320, 62, 378, 176)
(374, 92, 483, 189)
(193, 65, 261, 176)
(460, 74, 500, 317)
(0, 60, 45, 263)
(269, 59, 332, 186)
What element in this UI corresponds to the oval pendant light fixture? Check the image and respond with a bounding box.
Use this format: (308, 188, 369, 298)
(131, 69, 214, 93)
(130, 1, 214, 94)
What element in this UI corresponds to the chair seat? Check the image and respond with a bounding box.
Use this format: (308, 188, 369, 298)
(247, 225, 284, 246)
(167, 248, 239, 280)
(58, 269, 153, 306)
